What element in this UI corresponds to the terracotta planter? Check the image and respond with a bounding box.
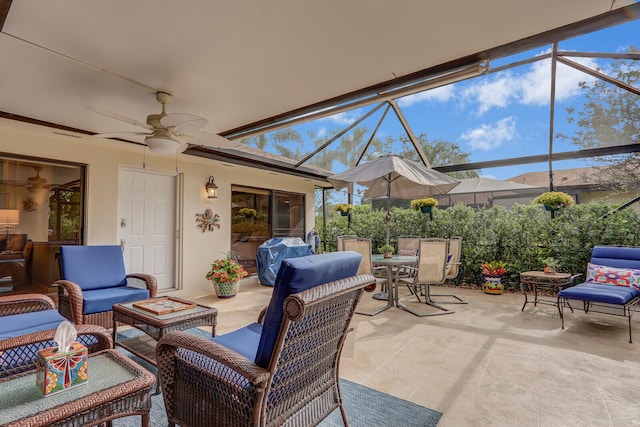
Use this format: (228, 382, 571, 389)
(482, 276, 504, 294)
(383, 252, 392, 259)
(213, 281, 239, 298)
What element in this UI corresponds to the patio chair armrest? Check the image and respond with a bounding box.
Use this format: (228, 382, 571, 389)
(569, 273, 583, 284)
(54, 279, 84, 324)
(257, 306, 268, 324)
(127, 273, 158, 298)
(157, 331, 270, 386)
(0, 293, 55, 316)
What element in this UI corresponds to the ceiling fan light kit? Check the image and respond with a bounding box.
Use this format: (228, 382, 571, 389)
(145, 136, 182, 155)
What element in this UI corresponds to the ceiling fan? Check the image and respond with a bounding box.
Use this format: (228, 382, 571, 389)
(0, 166, 51, 193)
(92, 92, 208, 155)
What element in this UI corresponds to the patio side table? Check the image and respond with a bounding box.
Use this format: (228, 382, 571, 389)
(520, 271, 574, 312)
(0, 349, 155, 427)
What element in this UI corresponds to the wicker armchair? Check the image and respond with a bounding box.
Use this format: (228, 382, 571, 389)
(0, 293, 113, 378)
(157, 252, 375, 427)
(55, 245, 157, 329)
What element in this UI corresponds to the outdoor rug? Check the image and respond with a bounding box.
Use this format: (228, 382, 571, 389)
(113, 328, 442, 427)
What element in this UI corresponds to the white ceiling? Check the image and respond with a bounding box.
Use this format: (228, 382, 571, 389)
(0, 1, 636, 152)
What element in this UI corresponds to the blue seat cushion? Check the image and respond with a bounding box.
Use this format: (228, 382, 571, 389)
(559, 283, 640, 305)
(0, 310, 66, 340)
(59, 245, 128, 291)
(82, 286, 149, 314)
(212, 322, 262, 361)
(255, 251, 362, 368)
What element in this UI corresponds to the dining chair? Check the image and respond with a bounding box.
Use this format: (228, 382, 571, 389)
(396, 235, 421, 282)
(337, 234, 358, 251)
(397, 238, 454, 316)
(430, 236, 467, 304)
(341, 238, 390, 316)
(397, 235, 420, 256)
(341, 238, 387, 279)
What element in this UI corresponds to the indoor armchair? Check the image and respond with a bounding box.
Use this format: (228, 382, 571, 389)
(55, 245, 157, 329)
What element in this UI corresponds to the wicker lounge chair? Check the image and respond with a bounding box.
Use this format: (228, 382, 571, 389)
(156, 251, 375, 427)
(55, 245, 157, 329)
(0, 293, 113, 378)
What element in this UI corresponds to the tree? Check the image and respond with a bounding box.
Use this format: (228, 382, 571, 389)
(240, 128, 304, 159)
(560, 48, 640, 192)
(395, 133, 479, 179)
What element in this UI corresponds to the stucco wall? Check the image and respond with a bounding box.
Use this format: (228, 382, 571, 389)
(0, 119, 318, 293)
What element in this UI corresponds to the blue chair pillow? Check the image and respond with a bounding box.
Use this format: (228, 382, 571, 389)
(255, 251, 362, 368)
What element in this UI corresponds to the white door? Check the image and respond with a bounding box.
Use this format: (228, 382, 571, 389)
(118, 168, 177, 291)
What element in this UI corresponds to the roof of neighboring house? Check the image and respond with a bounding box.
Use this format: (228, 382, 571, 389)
(507, 167, 603, 188)
(446, 177, 543, 195)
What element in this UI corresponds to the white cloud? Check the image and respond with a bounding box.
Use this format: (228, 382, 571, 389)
(464, 50, 598, 114)
(460, 117, 517, 151)
(397, 85, 454, 107)
(463, 74, 519, 114)
(320, 109, 362, 125)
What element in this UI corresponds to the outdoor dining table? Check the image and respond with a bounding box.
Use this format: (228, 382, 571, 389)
(361, 254, 418, 315)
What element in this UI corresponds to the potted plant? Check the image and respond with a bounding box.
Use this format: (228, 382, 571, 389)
(378, 244, 395, 259)
(481, 260, 507, 294)
(410, 197, 439, 213)
(532, 191, 574, 211)
(541, 257, 560, 274)
(206, 254, 249, 298)
(238, 207, 257, 219)
(333, 203, 355, 216)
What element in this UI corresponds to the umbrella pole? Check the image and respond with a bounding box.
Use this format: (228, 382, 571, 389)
(386, 177, 391, 245)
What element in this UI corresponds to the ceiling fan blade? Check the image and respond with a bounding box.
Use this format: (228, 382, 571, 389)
(161, 113, 207, 134)
(93, 132, 150, 138)
(87, 106, 153, 130)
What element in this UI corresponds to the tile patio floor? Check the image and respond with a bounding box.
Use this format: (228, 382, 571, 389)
(178, 276, 640, 426)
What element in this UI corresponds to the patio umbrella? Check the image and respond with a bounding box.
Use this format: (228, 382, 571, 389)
(327, 154, 460, 245)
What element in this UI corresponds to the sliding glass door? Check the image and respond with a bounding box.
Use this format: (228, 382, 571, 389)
(231, 186, 305, 274)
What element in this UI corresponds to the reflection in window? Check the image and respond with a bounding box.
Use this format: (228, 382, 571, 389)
(0, 155, 84, 244)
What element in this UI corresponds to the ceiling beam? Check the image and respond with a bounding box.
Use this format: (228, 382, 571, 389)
(0, 0, 13, 31)
(220, 3, 640, 140)
(434, 143, 640, 173)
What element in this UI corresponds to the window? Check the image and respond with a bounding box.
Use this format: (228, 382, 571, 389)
(231, 186, 305, 273)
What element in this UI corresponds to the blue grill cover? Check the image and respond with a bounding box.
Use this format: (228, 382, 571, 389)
(256, 237, 313, 286)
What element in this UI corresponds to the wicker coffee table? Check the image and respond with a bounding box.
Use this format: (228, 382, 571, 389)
(0, 349, 155, 427)
(112, 297, 218, 366)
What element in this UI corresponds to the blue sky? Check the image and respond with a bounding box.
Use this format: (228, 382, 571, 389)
(260, 17, 638, 182)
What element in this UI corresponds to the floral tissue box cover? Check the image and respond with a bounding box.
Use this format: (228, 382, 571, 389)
(36, 342, 87, 396)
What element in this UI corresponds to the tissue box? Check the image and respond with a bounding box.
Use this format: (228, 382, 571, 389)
(36, 342, 88, 395)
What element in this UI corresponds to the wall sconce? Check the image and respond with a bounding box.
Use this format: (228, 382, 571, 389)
(205, 176, 218, 199)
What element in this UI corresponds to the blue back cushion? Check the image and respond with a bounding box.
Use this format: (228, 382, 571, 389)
(591, 246, 640, 270)
(254, 251, 362, 368)
(59, 245, 127, 291)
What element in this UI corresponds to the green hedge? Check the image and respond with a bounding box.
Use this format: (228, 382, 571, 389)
(318, 203, 640, 290)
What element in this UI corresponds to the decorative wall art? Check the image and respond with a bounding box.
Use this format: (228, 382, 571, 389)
(196, 208, 221, 232)
(23, 198, 39, 212)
